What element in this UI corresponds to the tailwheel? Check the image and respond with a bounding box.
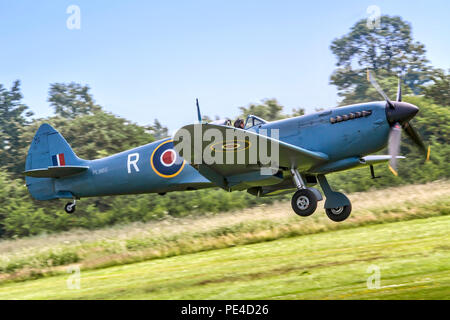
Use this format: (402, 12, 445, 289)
(325, 204, 352, 222)
(64, 202, 76, 214)
(291, 189, 317, 217)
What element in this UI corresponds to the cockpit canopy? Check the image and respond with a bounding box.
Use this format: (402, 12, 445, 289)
(244, 115, 267, 129)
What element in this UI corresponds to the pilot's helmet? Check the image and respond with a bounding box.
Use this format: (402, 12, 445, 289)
(234, 119, 244, 128)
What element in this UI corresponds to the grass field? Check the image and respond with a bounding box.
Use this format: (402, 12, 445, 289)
(0, 215, 448, 299)
(0, 181, 449, 299)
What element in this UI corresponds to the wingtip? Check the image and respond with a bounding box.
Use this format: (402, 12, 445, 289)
(388, 165, 398, 176)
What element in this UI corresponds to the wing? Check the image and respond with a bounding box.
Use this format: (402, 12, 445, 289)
(173, 123, 328, 190)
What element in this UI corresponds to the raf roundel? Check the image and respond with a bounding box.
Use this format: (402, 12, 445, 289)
(160, 149, 176, 167)
(151, 140, 185, 178)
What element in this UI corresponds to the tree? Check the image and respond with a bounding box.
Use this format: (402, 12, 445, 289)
(239, 99, 286, 121)
(21, 111, 155, 161)
(48, 83, 101, 119)
(238, 99, 309, 121)
(147, 119, 169, 140)
(291, 107, 305, 117)
(330, 15, 430, 105)
(0, 80, 33, 175)
(40, 82, 155, 159)
(423, 69, 450, 106)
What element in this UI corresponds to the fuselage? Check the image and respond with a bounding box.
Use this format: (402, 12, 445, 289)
(52, 101, 390, 199)
(259, 101, 389, 161)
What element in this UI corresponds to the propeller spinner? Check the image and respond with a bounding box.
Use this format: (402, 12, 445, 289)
(366, 69, 430, 175)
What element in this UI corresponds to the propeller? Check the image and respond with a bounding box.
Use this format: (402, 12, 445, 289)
(403, 122, 431, 160)
(367, 69, 394, 108)
(387, 123, 402, 175)
(396, 77, 402, 102)
(366, 69, 430, 175)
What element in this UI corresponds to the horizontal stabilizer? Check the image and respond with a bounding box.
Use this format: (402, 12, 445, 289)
(23, 166, 89, 178)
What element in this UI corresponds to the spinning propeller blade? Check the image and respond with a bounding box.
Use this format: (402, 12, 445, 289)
(396, 76, 402, 102)
(388, 123, 402, 176)
(402, 122, 430, 160)
(366, 70, 430, 176)
(366, 69, 394, 108)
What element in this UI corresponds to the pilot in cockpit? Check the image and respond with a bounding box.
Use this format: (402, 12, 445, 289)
(233, 118, 245, 129)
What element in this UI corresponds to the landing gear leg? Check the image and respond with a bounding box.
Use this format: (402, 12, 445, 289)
(290, 169, 317, 216)
(317, 174, 352, 222)
(64, 199, 76, 214)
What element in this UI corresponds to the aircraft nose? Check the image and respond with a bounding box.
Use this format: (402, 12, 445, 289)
(385, 102, 419, 124)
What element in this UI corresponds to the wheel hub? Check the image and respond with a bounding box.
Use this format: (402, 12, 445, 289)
(330, 207, 344, 215)
(296, 196, 310, 210)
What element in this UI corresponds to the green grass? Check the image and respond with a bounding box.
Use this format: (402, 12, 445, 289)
(0, 180, 448, 285)
(0, 215, 448, 299)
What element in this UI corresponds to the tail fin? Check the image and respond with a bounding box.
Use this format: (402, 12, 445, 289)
(26, 123, 81, 170)
(25, 123, 87, 200)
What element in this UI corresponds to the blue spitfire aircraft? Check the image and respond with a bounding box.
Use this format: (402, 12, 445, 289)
(24, 71, 429, 222)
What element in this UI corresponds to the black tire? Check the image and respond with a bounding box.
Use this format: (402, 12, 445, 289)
(291, 189, 317, 216)
(64, 202, 76, 214)
(325, 204, 352, 222)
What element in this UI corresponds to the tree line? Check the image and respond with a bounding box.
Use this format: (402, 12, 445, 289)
(0, 15, 448, 238)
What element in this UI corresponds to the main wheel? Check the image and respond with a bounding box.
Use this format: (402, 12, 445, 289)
(291, 189, 317, 216)
(64, 202, 76, 214)
(325, 204, 352, 222)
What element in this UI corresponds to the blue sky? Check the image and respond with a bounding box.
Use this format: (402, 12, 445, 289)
(0, 0, 449, 132)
